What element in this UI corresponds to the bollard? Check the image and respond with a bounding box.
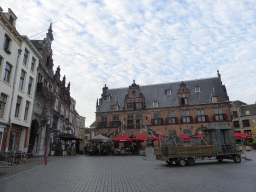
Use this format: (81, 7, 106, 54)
(45, 155, 48, 165)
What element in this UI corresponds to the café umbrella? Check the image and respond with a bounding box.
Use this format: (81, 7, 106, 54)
(134, 135, 148, 142)
(113, 136, 133, 142)
(177, 134, 191, 141)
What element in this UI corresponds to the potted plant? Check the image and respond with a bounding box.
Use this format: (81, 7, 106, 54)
(139, 148, 145, 156)
(54, 147, 64, 156)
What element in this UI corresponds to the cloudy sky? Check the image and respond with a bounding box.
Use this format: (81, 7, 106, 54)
(2, 0, 256, 127)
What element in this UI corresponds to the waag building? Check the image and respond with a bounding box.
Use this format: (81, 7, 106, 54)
(95, 71, 232, 139)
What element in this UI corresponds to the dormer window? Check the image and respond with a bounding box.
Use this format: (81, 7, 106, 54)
(195, 86, 200, 92)
(105, 95, 110, 101)
(132, 91, 136, 97)
(165, 89, 171, 95)
(180, 98, 188, 105)
(212, 96, 218, 103)
(111, 105, 118, 110)
(153, 101, 158, 107)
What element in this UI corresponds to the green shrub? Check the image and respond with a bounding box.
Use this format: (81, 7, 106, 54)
(249, 140, 256, 146)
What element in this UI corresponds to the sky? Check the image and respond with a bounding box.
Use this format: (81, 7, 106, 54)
(2, 0, 256, 127)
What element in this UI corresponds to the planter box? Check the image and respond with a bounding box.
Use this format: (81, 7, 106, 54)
(139, 150, 145, 156)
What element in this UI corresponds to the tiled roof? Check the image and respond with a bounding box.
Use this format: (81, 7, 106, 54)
(97, 77, 229, 113)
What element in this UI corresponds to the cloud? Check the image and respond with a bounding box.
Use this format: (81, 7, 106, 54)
(2, 0, 256, 126)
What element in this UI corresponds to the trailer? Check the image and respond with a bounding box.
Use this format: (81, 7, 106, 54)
(154, 125, 242, 167)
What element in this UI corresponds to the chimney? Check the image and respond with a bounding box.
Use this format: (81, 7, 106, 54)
(102, 84, 108, 93)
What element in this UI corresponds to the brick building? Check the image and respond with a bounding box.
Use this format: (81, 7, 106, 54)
(95, 71, 232, 140)
(230, 101, 256, 139)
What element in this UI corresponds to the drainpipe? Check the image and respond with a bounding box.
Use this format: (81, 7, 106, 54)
(5, 49, 22, 152)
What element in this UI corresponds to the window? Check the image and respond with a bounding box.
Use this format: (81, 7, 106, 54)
(165, 89, 171, 95)
(212, 96, 218, 103)
(111, 105, 118, 110)
(153, 101, 158, 107)
(182, 110, 190, 123)
(195, 87, 200, 92)
(24, 101, 30, 121)
(184, 129, 192, 136)
(37, 73, 42, 83)
(111, 115, 120, 127)
(46, 56, 50, 66)
(49, 84, 52, 91)
(3, 34, 11, 53)
(43, 79, 48, 87)
(167, 111, 176, 124)
(27, 77, 33, 95)
(105, 95, 110, 101)
(243, 120, 250, 127)
(214, 108, 226, 121)
(127, 114, 134, 128)
(127, 103, 134, 109)
(232, 111, 238, 118)
(136, 102, 142, 109)
(55, 99, 58, 111)
(15, 96, 22, 118)
(19, 70, 26, 90)
(197, 109, 206, 122)
(0, 94, 7, 118)
(181, 98, 188, 105)
(31, 57, 36, 72)
(61, 105, 64, 116)
(233, 121, 240, 128)
(4, 63, 12, 82)
(99, 116, 107, 128)
(23, 49, 29, 65)
(56, 86, 59, 93)
(246, 111, 250, 115)
(65, 108, 69, 119)
(153, 112, 162, 125)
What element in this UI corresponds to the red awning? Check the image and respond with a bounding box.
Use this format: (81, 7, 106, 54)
(193, 134, 205, 138)
(113, 136, 133, 142)
(177, 134, 191, 141)
(134, 135, 148, 142)
(233, 132, 252, 139)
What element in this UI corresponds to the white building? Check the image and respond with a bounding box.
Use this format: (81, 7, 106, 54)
(0, 7, 41, 152)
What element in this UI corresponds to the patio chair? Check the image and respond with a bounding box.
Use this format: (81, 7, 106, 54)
(0, 161, 10, 175)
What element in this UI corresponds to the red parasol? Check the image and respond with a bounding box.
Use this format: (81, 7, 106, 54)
(177, 134, 191, 141)
(233, 132, 252, 139)
(113, 136, 133, 142)
(134, 135, 148, 142)
(152, 135, 165, 141)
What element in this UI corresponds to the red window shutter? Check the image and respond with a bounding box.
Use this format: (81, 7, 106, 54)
(195, 116, 198, 122)
(151, 119, 154, 125)
(104, 96, 106, 100)
(223, 114, 227, 120)
(119, 121, 121, 126)
(205, 115, 209, 121)
(180, 117, 183, 123)
(109, 121, 112, 127)
(212, 115, 216, 121)
(134, 103, 136, 109)
(98, 122, 101, 128)
(111, 105, 113, 110)
(161, 119, 163, 124)
(51, 96, 56, 103)
(165, 118, 168, 124)
(175, 117, 178, 123)
(179, 99, 181, 105)
(190, 116, 193, 122)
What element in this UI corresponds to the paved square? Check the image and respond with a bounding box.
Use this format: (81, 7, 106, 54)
(0, 152, 256, 192)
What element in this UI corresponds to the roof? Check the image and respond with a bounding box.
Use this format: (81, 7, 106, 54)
(97, 77, 229, 113)
(240, 104, 256, 117)
(90, 121, 96, 128)
(232, 100, 247, 108)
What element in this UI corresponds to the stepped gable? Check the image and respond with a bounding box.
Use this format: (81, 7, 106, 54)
(98, 77, 229, 113)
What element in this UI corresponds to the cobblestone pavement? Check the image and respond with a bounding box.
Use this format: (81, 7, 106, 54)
(0, 152, 256, 192)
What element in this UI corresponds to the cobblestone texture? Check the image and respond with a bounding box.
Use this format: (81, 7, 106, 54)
(0, 152, 256, 192)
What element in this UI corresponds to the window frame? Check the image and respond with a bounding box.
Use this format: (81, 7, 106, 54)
(3, 34, 12, 53)
(19, 70, 26, 90)
(0, 93, 8, 118)
(31, 57, 36, 72)
(27, 77, 33, 95)
(23, 49, 29, 65)
(4, 62, 12, 83)
(15, 96, 22, 118)
(24, 101, 30, 121)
